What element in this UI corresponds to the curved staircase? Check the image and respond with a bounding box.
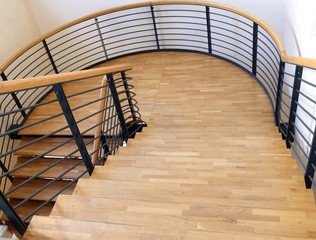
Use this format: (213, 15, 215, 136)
(22, 52, 316, 239)
(0, 1, 316, 238)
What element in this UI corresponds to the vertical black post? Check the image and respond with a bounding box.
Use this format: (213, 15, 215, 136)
(1, 72, 27, 118)
(53, 83, 94, 174)
(274, 61, 285, 127)
(285, 66, 303, 148)
(0, 191, 26, 235)
(252, 23, 258, 75)
(150, 5, 160, 50)
(121, 71, 137, 122)
(42, 39, 59, 74)
(107, 73, 129, 141)
(305, 127, 316, 189)
(95, 17, 108, 59)
(206, 6, 212, 54)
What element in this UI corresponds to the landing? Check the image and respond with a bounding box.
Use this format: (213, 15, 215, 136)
(25, 52, 316, 239)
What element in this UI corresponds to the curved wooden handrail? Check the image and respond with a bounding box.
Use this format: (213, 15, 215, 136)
(282, 56, 316, 69)
(0, 64, 132, 94)
(0, 0, 315, 73)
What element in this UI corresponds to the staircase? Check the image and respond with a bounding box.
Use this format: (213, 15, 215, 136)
(1, 75, 106, 229)
(0, 63, 144, 238)
(21, 52, 316, 239)
(6, 137, 90, 219)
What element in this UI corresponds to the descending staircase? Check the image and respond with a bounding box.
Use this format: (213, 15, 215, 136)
(21, 53, 316, 239)
(1, 78, 102, 227)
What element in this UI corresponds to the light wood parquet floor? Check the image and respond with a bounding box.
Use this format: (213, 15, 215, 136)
(24, 52, 316, 239)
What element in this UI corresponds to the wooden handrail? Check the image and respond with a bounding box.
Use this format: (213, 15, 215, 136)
(92, 78, 108, 165)
(282, 56, 316, 69)
(0, 0, 315, 72)
(0, 64, 132, 94)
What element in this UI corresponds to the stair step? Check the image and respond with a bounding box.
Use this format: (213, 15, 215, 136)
(50, 194, 316, 238)
(73, 178, 217, 204)
(2, 199, 54, 223)
(91, 166, 272, 187)
(92, 165, 214, 183)
(73, 178, 314, 210)
(50, 194, 269, 235)
(24, 215, 280, 240)
(19, 79, 102, 137)
(12, 157, 89, 180)
(7, 178, 76, 202)
(14, 137, 94, 158)
(19, 117, 96, 137)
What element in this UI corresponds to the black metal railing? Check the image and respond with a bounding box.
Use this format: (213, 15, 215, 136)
(0, 66, 143, 235)
(0, 0, 316, 235)
(276, 63, 316, 189)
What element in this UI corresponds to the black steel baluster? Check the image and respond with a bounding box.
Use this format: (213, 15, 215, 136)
(305, 127, 316, 189)
(53, 83, 94, 175)
(286, 66, 303, 148)
(206, 6, 212, 54)
(42, 39, 59, 74)
(274, 61, 285, 128)
(150, 5, 160, 50)
(95, 17, 108, 59)
(252, 23, 258, 75)
(107, 73, 129, 142)
(0, 191, 26, 235)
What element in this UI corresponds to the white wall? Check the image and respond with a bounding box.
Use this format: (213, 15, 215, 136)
(0, 0, 41, 66)
(26, 0, 286, 43)
(26, 0, 146, 34)
(284, 0, 316, 58)
(210, 0, 285, 44)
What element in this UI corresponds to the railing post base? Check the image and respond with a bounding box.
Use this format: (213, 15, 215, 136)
(0, 191, 26, 236)
(305, 175, 312, 189)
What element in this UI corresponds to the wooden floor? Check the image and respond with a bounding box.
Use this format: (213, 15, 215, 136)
(24, 52, 316, 239)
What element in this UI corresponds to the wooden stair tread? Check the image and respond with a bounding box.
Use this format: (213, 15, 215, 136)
(73, 178, 314, 210)
(24, 215, 289, 240)
(15, 137, 94, 157)
(50, 194, 316, 237)
(91, 165, 302, 187)
(19, 78, 102, 137)
(19, 118, 96, 136)
(12, 157, 89, 180)
(2, 199, 54, 223)
(7, 178, 76, 202)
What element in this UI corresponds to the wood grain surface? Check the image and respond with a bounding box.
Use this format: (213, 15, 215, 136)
(24, 52, 316, 239)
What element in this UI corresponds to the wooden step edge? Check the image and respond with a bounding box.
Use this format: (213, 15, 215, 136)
(11, 157, 89, 180)
(1, 199, 54, 224)
(7, 178, 77, 202)
(24, 215, 288, 240)
(14, 136, 94, 158)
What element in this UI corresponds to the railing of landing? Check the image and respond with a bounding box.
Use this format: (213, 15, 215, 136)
(0, 65, 144, 235)
(0, 0, 316, 235)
